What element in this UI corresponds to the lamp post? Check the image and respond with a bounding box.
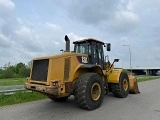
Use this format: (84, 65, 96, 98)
(123, 45, 132, 74)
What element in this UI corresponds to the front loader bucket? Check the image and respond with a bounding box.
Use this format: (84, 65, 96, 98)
(128, 74, 140, 94)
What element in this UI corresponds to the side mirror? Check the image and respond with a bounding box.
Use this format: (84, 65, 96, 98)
(106, 43, 111, 51)
(109, 58, 119, 69)
(114, 59, 119, 62)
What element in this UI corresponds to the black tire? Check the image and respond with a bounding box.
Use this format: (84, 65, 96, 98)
(48, 96, 68, 102)
(111, 72, 129, 98)
(74, 73, 105, 110)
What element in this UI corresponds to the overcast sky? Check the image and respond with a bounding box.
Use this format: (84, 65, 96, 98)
(0, 0, 160, 68)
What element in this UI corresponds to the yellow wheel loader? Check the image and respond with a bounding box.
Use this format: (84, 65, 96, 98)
(24, 35, 140, 110)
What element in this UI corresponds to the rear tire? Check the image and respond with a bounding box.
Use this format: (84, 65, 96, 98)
(74, 73, 105, 110)
(111, 72, 129, 98)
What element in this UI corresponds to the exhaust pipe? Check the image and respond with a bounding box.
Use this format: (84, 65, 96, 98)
(64, 35, 70, 52)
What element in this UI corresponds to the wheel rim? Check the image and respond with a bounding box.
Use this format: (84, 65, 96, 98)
(123, 79, 128, 91)
(91, 83, 101, 101)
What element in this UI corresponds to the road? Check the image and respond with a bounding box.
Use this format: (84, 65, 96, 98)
(1, 79, 160, 120)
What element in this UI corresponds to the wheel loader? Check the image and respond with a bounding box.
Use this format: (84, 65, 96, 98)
(24, 35, 140, 110)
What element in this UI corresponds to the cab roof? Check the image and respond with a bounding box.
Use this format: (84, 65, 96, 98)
(73, 38, 104, 44)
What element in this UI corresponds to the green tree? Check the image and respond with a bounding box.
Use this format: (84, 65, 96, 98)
(2, 66, 14, 78)
(0, 62, 31, 78)
(0, 68, 4, 79)
(19, 66, 30, 77)
(15, 62, 26, 74)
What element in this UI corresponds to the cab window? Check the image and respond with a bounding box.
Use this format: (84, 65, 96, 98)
(74, 43, 90, 54)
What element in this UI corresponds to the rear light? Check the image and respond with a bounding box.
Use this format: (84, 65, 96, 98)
(26, 77, 30, 82)
(51, 80, 60, 87)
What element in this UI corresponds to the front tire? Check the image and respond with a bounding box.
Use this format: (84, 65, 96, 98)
(111, 72, 129, 98)
(74, 73, 105, 110)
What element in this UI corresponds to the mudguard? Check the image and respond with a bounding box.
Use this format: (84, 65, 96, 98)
(72, 64, 104, 81)
(79, 64, 104, 76)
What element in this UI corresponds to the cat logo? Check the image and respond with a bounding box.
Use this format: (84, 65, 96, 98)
(82, 56, 88, 63)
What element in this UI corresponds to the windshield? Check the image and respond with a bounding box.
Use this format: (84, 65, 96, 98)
(74, 43, 91, 54)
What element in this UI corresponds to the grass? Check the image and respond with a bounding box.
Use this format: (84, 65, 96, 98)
(0, 91, 47, 107)
(0, 78, 47, 107)
(136, 75, 160, 82)
(0, 78, 26, 86)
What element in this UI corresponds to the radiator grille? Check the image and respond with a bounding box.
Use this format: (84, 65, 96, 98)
(31, 59, 49, 82)
(64, 58, 70, 81)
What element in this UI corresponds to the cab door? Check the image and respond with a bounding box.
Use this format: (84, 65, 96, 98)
(88, 42, 105, 69)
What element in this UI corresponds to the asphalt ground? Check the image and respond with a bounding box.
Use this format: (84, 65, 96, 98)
(0, 79, 160, 120)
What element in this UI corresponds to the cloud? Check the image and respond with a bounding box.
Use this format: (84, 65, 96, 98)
(43, 22, 62, 32)
(15, 25, 33, 38)
(0, 0, 160, 68)
(0, 0, 15, 15)
(67, 0, 139, 34)
(0, 33, 11, 48)
(0, 0, 69, 66)
(109, 11, 139, 33)
(67, 0, 119, 24)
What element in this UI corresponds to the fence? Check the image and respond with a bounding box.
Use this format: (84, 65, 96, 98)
(0, 85, 31, 95)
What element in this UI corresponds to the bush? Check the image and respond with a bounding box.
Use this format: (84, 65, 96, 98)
(2, 67, 14, 78)
(0, 62, 30, 79)
(19, 66, 30, 77)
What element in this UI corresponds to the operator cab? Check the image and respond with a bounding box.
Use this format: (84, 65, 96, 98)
(73, 38, 110, 69)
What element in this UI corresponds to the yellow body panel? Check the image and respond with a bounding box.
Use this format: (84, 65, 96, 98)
(72, 64, 87, 80)
(25, 52, 89, 97)
(31, 52, 87, 83)
(108, 69, 123, 83)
